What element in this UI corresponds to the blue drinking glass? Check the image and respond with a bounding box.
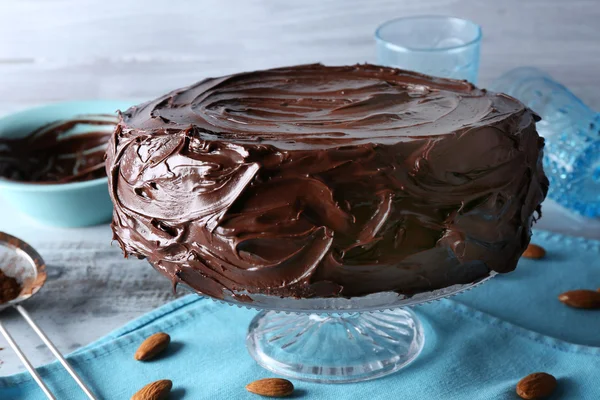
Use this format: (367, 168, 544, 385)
(375, 16, 482, 83)
(492, 68, 600, 217)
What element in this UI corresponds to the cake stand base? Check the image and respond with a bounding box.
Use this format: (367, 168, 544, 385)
(246, 307, 424, 383)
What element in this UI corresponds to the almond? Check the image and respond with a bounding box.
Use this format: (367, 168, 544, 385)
(246, 378, 294, 397)
(516, 372, 557, 399)
(131, 379, 172, 400)
(558, 290, 600, 309)
(134, 332, 171, 361)
(522, 244, 546, 259)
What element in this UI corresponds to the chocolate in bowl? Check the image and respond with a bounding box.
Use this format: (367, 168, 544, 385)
(107, 64, 548, 301)
(0, 115, 117, 184)
(0, 100, 133, 227)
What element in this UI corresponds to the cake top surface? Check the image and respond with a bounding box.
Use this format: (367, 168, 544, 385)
(120, 64, 530, 150)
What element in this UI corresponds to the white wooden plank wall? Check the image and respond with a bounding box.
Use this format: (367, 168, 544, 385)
(1, 0, 600, 115)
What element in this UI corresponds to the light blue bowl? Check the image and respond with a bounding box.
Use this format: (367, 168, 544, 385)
(0, 100, 134, 227)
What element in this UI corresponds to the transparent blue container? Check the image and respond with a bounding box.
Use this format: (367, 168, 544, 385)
(492, 68, 600, 217)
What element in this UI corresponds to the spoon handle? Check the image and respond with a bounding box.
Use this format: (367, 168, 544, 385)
(0, 319, 56, 400)
(15, 305, 97, 400)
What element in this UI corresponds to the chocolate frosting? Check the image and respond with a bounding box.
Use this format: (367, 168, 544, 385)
(107, 64, 548, 299)
(0, 116, 116, 184)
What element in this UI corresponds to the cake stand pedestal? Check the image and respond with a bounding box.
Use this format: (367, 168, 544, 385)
(220, 274, 494, 383)
(247, 308, 424, 383)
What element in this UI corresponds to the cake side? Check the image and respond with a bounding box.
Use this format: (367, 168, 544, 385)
(106, 64, 548, 299)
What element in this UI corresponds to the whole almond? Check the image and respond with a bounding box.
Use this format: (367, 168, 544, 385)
(134, 332, 171, 361)
(558, 290, 600, 309)
(516, 372, 557, 399)
(131, 379, 172, 400)
(522, 244, 546, 259)
(246, 378, 294, 397)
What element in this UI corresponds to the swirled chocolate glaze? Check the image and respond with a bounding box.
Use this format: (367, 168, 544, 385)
(107, 64, 548, 299)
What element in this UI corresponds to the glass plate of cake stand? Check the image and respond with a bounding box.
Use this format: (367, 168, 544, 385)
(191, 272, 497, 384)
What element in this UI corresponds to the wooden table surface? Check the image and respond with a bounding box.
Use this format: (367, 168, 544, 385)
(1, 0, 600, 376)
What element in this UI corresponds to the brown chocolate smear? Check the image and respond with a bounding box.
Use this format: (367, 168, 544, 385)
(107, 63, 548, 300)
(0, 269, 21, 304)
(0, 115, 117, 184)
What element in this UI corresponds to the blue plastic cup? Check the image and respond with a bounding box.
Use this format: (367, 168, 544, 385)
(375, 16, 482, 83)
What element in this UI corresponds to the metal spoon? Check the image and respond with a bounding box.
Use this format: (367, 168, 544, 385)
(0, 232, 96, 400)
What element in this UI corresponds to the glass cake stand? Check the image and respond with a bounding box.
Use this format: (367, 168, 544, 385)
(210, 273, 496, 383)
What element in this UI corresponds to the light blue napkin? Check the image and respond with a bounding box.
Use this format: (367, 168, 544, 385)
(1, 230, 599, 399)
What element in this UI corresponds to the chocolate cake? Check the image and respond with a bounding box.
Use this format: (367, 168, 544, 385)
(106, 64, 548, 300)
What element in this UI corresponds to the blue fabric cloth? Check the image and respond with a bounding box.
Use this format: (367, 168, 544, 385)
(1, 230, 599, 399)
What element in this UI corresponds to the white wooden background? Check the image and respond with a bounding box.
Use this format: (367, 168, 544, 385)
(1, 0, 600, 376)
